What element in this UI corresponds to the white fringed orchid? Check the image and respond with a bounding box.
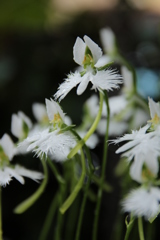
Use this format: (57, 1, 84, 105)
(20, 98, 77, 162)
(112, 124, 160, 183)
(122, 187, 160, 220)
(54, 35, 122, 101)
(0, 134, 43, 187)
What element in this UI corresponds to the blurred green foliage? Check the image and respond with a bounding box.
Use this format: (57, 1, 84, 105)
(0, 0, 48, 30)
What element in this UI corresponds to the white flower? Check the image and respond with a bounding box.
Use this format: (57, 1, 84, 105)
(11, 111, 32, 139)
(54, 35, 122, 101)
(99, 28, 116, 55)
(32, 103, 48, 123)
(122, 187, 160, 220)
(0, 134, 16, 160)
(20, 128, 77, 162)
(0, 165, 43, 187)
(73, 35, 102, 66)
(113, 125, 160, 182)
(148, 97, 160, 131)
(121, 66, 134, 92)
(148, 97, 160, 119)
(0, 134, 43, 187)
(45, 98, 65, 122)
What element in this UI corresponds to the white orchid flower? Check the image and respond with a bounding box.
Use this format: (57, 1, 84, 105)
(122, 187, 160, 220)
(54, 35, 122, 101)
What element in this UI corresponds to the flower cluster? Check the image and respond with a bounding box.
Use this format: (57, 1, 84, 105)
(113, 97, 160, 220)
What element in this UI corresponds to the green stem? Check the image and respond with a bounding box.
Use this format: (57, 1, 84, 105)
(47, 157, 65, 184)
(92, 91, 110, 240)
(138, 217, 145, 240)
(39, 192, 59, 240)
(75, 167, 93, 240)
(70, 129, 94, 172)
(14, 159, 48, 214)
(59, 149, 86, 214)
(68, 92, 104, 159)
(54, 184, 66, 240)
(124, 214, 135, 240)
(0, 187, 2, 240)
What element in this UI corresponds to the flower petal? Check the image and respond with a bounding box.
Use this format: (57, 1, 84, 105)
(76, 73, 90, 95)
(32, 103, 47, 122)
(90, 69, 123, 92)
(148, 97, 160, 118)
(45, 98, 65, 122)
(84, 35, 102, 64)
(99, 28, 115, 54)
(54, 72, 82, 102)
(73, 37, 86, 65)
(0, 134, 16, 160)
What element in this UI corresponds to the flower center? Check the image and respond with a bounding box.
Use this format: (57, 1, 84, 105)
(83, 46, 94, 69)
(0, 146, 9, 168)
(148, 113, 160, 130)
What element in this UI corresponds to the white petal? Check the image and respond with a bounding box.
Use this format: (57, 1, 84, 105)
(45, 98, 65, 122)
(148, 97, 160, 118)
(73, 37, 86, 65)
(0, 168, 12, 186)
(54, 72, 82, 102)
(5, 166, 25, 184)
(14, 165, 44, 182)
(130, 155, 144, 183)
(11, 114, 23, 139)
(18, 111, 32, 129)
(84, 35, 102, 64)
(122, 187, 160, 219)
(32, 103, 47, 122)
(76, 73, 90, 95)
(99, 28, 115, 54)
(90, 69, 123, 92)
(0, 134, 16, 160)
(94, 55, 112, 68)
(121, 66, 133, 91)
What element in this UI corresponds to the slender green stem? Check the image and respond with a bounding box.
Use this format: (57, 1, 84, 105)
(59, 149, 86, 214)
(124, 214, 135, 240)
(14, 159, 48, 214)
(75, 167, 93, 240)
(68, 92, 104, 159)
(0, 187, 2, 240)
(92, 91, 110, 240)
(39, 192, 59, 240)
(70, 129, 94, 172)
(47, 157, 65, 184)
(54, 184, 65, 240)
(138, 217, 145, 240)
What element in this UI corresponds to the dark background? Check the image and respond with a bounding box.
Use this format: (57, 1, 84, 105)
(1, 0, 160, 239)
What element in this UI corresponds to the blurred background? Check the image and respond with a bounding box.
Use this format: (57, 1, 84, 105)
(1, 0, 160, 239)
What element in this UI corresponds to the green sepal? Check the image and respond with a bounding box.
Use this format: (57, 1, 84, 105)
(149, 205, 160, 223)
(60, 124, 76, 133)
(97, 61, 114, 71)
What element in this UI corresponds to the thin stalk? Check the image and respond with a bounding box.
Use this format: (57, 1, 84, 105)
(54, 184, 65, 240)
(0, 187, 2, 240)
(47, 157, 65, 184)
(14, 159, 48, 214)
(124, 214, 135, 240)
(138, 217, 145, 240)
(75, 168, 93, 240)
(68, 92, 104, 159)
(39, 192, 59, 240)
(60, 149, 86, 214)
(92, 91, 110, 240)
(70, 129, 94, 172)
